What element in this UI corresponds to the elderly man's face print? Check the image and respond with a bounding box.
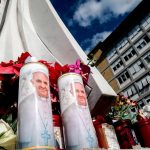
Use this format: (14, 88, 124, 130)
(71, 82, 87, 106)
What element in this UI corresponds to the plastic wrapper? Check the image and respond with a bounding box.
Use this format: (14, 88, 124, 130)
(0, 119, 16, 150)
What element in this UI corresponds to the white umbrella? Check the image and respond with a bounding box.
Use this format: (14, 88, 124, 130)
(0, 0, 116, 114)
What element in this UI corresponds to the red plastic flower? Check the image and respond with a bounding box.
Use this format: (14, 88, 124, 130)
(17, 52, 31, 64)
(55, 62, 69, 74)
(1, 60, 14, 67)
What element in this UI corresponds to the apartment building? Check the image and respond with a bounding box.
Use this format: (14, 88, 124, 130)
(89, 0, 150, 110)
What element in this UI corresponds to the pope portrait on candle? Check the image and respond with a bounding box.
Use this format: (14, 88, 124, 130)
(18, 68, 55, 149)
(58, 73, 98, 150)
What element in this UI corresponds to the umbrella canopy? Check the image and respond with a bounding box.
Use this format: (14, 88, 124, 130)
(0, 0, 116, 115)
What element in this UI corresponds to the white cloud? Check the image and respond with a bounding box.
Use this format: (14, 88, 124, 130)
(81, 38, 91, 54)
(68, 19, 74, 26)
(82, 31, 111, 54)
(72, 0, 142, 27)
(73, 0, 103, 27)
(91, 31, 111, 45)
(84, 48, 91, 55)
(103, 0, 142, 16)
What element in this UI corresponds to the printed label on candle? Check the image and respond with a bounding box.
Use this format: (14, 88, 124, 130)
(102, 123, 120, 149)
(18, 62, 55, 149)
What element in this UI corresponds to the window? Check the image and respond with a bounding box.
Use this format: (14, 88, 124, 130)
(147, 98, 150, 103)
(143, 96, 150, 104)
(135, 35, 150, 50)
(107, 48, 118, 62)
(143, 52, 150, 65)
(136, 75, 150, 95)
(111, 59, 123, 72)
(117, 71, 130, 85)
(117, 38, 129, 51)
(123, 85, 137, 99)
(141, 13, 150, 28)
(131, 108, 136, 112)
(129, 26, 141, 40)
(123, 48, 136, 62)
(139, 102, 145, 108)
(129, 60, 144, 76)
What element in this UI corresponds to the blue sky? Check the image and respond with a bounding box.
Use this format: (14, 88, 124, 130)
(51, 0, 142, 54)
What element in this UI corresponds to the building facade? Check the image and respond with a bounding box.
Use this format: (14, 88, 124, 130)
(89, 0, 150, 110)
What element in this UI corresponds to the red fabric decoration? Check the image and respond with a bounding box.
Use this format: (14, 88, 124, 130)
(0, 53, 91, 94)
